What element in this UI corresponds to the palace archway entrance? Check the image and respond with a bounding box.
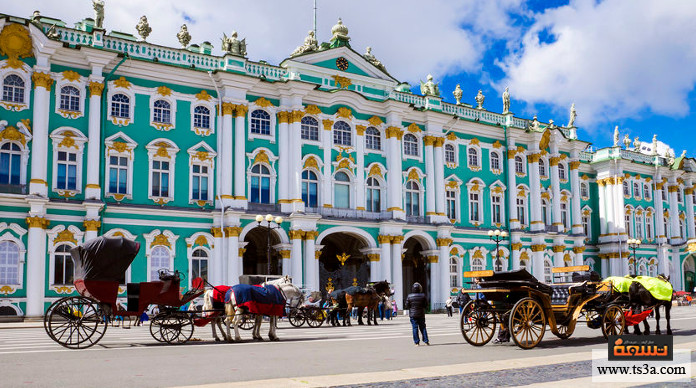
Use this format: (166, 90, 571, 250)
(318, 233, 369, 296)
(242, 227, 282, 276)
(684, 255, 695, 293)
(402, 237, 430, 309)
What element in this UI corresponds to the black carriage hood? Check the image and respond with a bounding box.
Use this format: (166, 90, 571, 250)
(71, 236, 140, 282)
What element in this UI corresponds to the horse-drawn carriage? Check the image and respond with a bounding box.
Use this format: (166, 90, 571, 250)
(460, 266, 627, 349)
(44, 237, 206, 349)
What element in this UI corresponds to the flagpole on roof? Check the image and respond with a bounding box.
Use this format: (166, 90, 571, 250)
(313, 0, 317, 40)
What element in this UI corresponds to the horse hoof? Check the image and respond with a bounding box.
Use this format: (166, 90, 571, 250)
(234, 337, 241, 342)
(655, 330, 661, 335)
(667, 330, 673, 335)
(644, 330, 651, 335)
(358, 322, 364, 326)
(254, 337, 263, 342)
(270, 337, 280, 342)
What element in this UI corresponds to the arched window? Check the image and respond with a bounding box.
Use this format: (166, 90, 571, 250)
(471, 257, 484, 272)
(2, 74, 24, 103)
(193, 106, 211, 129)
(633, 182, 641, 198)
(635, 214, 644, 239)
(544, 259, 552, 283)
(301, 116, 319, 141)
(490, 152, 500, 170)
(643, 184, 651, 200)
(53, 244, 74, 285)
(515, 155, 524, 174)
(677, 188, 683, 202)
(558, 163, 566, 180)
(494, 258, 503, 272)
(539, 159, 546, 176)
(59, 86, 80, 112)
(541, 199, 550, 225)
(334, 171, 351, 208)
(648, 263, 657, 277)
(637, 262, 647, 276)
(581, 182, 589, 198)
(445, 144, 456, 164)
(467, 148, 479, 167)
(446, 188, 457, 220)
(623, 181, 630, 196)
(628, 262, 635, 276)
(301, 169, 318, 208)
(405, 180, 420, 216)
(191, 248, 208, 282)
(150, 246, 171, 281)
(250, 109, 271, 135)
(111, 93, 130, 118)
(645, 214, 653, 240)
(333, 121, 352, 146)
(0, 142, 22, 185)
(519, 259, 529, 271)
(449, 257, 459, 287)
(403, 134, 419, 156)
(365, 127, 381, 150)
(250, 164, 271, 203)
(0, 241, 20, 285)
(153, 100, 172, 124)
(366, 177, 381, 212)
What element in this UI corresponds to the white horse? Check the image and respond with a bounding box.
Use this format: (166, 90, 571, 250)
(202, 276, 303, 342)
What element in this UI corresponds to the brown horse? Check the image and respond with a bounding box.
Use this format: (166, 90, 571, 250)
(344, 281, 392, 326)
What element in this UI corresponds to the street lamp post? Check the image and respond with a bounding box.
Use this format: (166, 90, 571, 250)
(255, 214, 284, 275)
(627, 237, 641, 275)
(487, 229, 508, 271)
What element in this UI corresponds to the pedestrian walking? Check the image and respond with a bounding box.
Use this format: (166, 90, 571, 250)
(445, 296, 453, 317)
(405, 282, 429, 346)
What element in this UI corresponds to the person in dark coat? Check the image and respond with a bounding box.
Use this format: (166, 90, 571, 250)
(405, 282, 429, 346)
(457, 290, 470, 314)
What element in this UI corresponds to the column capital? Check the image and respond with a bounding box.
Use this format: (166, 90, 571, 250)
(684, 187, 694, 195)
(277, 111, 290, 124)
(549, 156, 560, 166)
(355, 125, 366, 136)
(304, 230, 319, 240)
(83, 219, 101, 231)
(436, 237, 452, 247)
(507, 149, 517, 159)
(391, 235, 405, 244)
(552, 245, 565, 253)
(322, 119, 334, 131)
(32, 72, 53, 91)
(289, 229, 304, 239)
(378, 235, 392, 244)
(210, 227, 223, 238)
(527, 153, 540, 163)
(367, 253, 380, 261)
(668, 185, 679, 193)
(224, 226, 242, 237)
(279, 250, 291, 259)
(88, 81, 104, 96)
(511, 243, 523, 251)
(221, 102, 236, 116)
(530, 244, 546, 252)
(385, 126, 403, 140)
(289, 110, 304, 123)
(234, 104, 248, 117)
(26, 216, 49, 229)
(423, 135, 435, 146)
(572, 246, 586, 254)
(433, 137, 445, 147)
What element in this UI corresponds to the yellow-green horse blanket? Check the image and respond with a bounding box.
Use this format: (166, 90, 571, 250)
(604, 276, 673, 302)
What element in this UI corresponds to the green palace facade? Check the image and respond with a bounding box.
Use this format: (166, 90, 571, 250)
(0, 11, 694, 318)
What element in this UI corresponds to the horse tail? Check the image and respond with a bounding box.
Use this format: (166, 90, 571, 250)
(202, 290, 213, 317)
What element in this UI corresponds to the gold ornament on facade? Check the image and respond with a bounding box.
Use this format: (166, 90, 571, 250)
(194, 151, 211, 162)
(196, 90, 212, 101)
(32, 72, 53, 90)
(224, 226, 242, 237)
(572, 246, 585, 254)
(109, 141, 129, 154)
(303, 156, 319, 170)
(527, 153, 540, 163)
(407, 123, 421, 133)
(517, 188, 526, 198)
(253, 150, 270, 165)
(0, 126, 26, 146)
(378, 235, 391, 244)
(151, 233, 171, 248)
(511, 243, 523, 251)
(155, 143, 171, 158)
(507, 149, 516, 159)
(288, 230, 304, 240)
(368, 116, 383, 126)
(355, 125, 366, 136)
(470, 182, 480, 192)
(423, 135, 435, 146)
(407, 169, 420, 181)
(563, 253, 572, 262)
(436, 237, 453, 247)
(520, 252, 530, 262)
(337, 158, 351, 170)
(539, 128, 551, 150)
(332, 75, 352, 89)
(549, 156, 560, 166)
(552, 245, 565, 253)
(54, 229, 77, 245)
(290, 110, 304, 123)
(0, 23, 33, 69)
(469, 138, 480, 146)
(569, 161, 581, 170)
(88, 81, 104, 96)
(221, 102, 236, 116)
(83, 219, 101, 231)
(385, 126, 403, 140)
(434, 137, 445, 147)
(445, 132, 458, 141)
(280, 250, 291, 259)
(234, 104, 248, 117)
(153, 197, 170, 205)
(58, 131, 78, 149)
(113, 76, 131, 89)
(668, 185, 679, 193)
(210, 227, 223, 238)
(254, 97, 273, 107)
(304, 104, 322, 115)
(0, 285, 17, 295)
(367, 253, 380, 262)
(156, 86, 172, 96)
(277, 111, 289, 124)
(472, 249, 484, 259)
(336, 107, 352, 118)
(391, 235, 405, 244)
(531, 244, 546, 252)
(304, 231, 319, 240)
(336, 252, 350, 266)
(62, 70, 81, 82)
(26, 216, 49, 229)
(368, 164, 382, 177)
(239, 248, 246, 257)
(322, 119, 334, 131)
(446, 180, 459, 189)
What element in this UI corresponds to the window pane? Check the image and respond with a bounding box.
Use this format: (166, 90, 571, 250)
(335, 184, 349, 208)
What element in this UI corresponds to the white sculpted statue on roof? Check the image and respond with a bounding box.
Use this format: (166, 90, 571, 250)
(136, 15, 152, 41)
(453, 84, 463, 105)
(222, 31, 247, 57)
(502, 87, 510, 113)
(475, 90, 485, 110)
(290, 30, 318, 57)
(363, 47, 386, 72)
(420, 74, 440, 97)
(177, 24, 191, 48)
(567, 103, 577, 127)
(93, 0, 104, 29)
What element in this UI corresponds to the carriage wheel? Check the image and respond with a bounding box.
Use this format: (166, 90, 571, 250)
(46, 296, 108, 349)
(601, 305, 625, 339)
(158, 313, 194, 344)
(509, 298, 546, 349)
(149, 313, 167, 343)
(307, 309, 325, 328)
(240, 314, 255, 330)
(554, 320, 576, 340)
(460, 301, 497, 346)
(288, 309, 306, 327)
(44, 297, 69, 342)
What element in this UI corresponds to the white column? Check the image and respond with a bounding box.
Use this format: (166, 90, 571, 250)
(212, 227, 223, 285)
(670, 249, 683, 291)
(687, 188, 696, 239)
(606, 179, 617, 236)
(531, 239, 545, 281)
(553, 239, 565, 268)
(83, 220, 100, 243)
(511, 243, 521, 270)
(573, 246, 584, 266)
(601, 257, 609, 278)
(506, 143, 519, 229)
(439, 244, 450, 310)
(369, 253, 381, 282)
(277, 112, 290, 203)
(433, 138, 446, 217)
(614, 178, 627, 236)
(654, 181, 666, 240)
(569, 159, 583, 234)
(598, 181, 608, 236)
(29, 71, 52, 196)
(428, 254, 439, 310)
(423, 137, 436, 218)
(85, 79, 103, 199)
(233, 105, 247, 205)
(386, 127, 404, 219)
(220, 103, 234, 202)
(304, 232, 317, 290)
(227, 229, 240, 285)
(528, 152, 543, 231)
(289, 111, 303, 210)
(668, 181, 681, 240)
(25, 216, 48, 317)
(290, 230, 303, 286)
(391, 236, 404, 311)
(355, 127, 366, 211)
(321, 120, 333, 208)
(549, 155, 562, 232)
(379, 236, 392, 283)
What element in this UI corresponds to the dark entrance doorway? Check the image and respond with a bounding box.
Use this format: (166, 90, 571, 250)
(402, 238, 430, 308)
(319, 233, 369, 297)
(243, 227, 281, 275)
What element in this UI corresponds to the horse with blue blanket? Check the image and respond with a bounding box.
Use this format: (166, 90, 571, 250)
(203, 276, 303, 342)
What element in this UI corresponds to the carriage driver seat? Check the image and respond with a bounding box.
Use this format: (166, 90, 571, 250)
(550, 281, 593, 306)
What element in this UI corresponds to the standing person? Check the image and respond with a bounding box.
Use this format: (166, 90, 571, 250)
(405, 283, 429, 346)
(445, 296, 453, 317)
(378, 298, 385, 321)
(384, 297, 392, 320)
(457, 290, 470, 314)
(392, 299, 397, 318)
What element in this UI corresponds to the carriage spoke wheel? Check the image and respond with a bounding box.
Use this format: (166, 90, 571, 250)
(460, 301, 497, 346)
(240, 314, 255, 330)
(149, 313, 168, 343)
(601, 305, 625, 339)
(288, 309, 306, 327)
(158, 313, 194, 344)
(46, 296, 107, 349)
(44, 297, 69, 342)
(554, 320, 576, 340)
(509, 298, 546, 349)
(307, 308, 325, 328)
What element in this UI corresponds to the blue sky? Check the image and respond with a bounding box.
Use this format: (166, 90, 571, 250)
(8, 0, 696, 155)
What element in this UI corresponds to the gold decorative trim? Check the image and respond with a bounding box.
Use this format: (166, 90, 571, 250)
(210, 227, 223, 238)
(552, 245, 565, 253)
(436, 237, 453, 247)
(26, 216, 49, 229)
(196, 90, 212, 101)
(254, 97, 273, 107)
(156, 86, 172, 96)
(368, 116, 383, 126)
(235, 104, 248, 117)
(277, 111, 289, 124)
(322, 119, 334, 131)
(54, 229, 77, 244)
(88, 81, 104, 96)
(62, 70, 81, 82)
(305, 104, 322, 115)
(385, 126, 403, 140)
(0, 23, 33, 69)
(32, 72, 53, 91)
(511, 243, 523, 251)
(336, 107, 352, 118)
(355, 125, 366, 136)
(407, 123, 421, 133)
(224, 226, 242, 237)
(530, 244, 546, 252)
(113, 76, 131, 89)
(83, 220, 101, 232)
(332, 75, 352, 89)
(0, 126, 27, 147)
(151, 233, 171, 248)
(253, 150, 270, 165)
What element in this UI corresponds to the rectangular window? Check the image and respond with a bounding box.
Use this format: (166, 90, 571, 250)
(633, 182, 641, 198)
(625, 214, 632, 236)
(191, 164, 209, 201)
(646, 216, 653, 240)
(469, 192, 479, 222)
(192, 258, 208, 281)
(108, 156, 128, 194)
(492, 195, 502, 224)
(517, 198, 526, 225)
(449, 259, 458, 288)
(56, 151, 77, 190)
(561, 202, 569, 230)
(636, 217, 643, 239)
(151, 160, 170, 197)
(446, 190, 457, 220)
(582, 214, 590, 238)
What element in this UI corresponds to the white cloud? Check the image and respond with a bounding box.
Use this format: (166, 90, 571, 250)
(497, 0, 696, 127)
(4, 0, 517, 83)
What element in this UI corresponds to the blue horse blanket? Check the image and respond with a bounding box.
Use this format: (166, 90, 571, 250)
(226, 284, 286, 316)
